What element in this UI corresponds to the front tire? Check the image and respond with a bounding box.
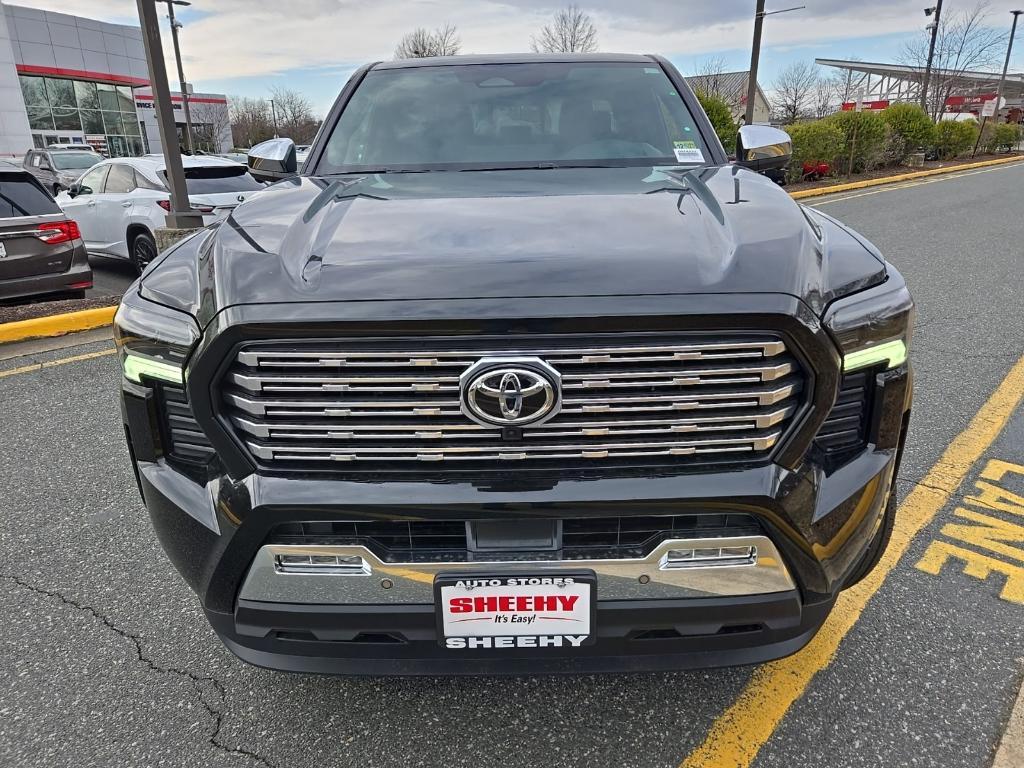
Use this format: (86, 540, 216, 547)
(130, 230, 157, 274)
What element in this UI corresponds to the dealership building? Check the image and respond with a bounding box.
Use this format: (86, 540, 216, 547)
(0, 1, 230, 158)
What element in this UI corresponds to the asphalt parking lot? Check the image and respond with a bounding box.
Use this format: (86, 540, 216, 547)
(2, 161, 1023, 768)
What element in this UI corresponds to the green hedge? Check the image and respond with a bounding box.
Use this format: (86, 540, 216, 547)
(983, 123, 1023, 153)
(881, 104, 936, 162)
(934, 120, 978, 159)
(824, 110, 888, 173)
(696, 91, 737, 153)
(783, 121, 844, 183)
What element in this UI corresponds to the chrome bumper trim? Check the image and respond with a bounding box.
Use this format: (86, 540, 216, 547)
(238, 535, 796, 604)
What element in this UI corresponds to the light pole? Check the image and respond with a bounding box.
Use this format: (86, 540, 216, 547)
(920, 1, 943, 116)
(744, 2, 805, 126)
(156, 0, 195, 154)
(993, 10, 1023, 122)
(135, 0, 202, 228)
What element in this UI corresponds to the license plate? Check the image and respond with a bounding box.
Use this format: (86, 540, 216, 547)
(434, 571, 596, 650)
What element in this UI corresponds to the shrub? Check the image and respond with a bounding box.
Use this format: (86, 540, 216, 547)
(784, 120, 844, 183)
(825, 110, 888, 173)
(934, 119, 978, 159)
(881, 104, 936, 163)
(992, 123, 1022, 153)
(696, 91, 737, 153)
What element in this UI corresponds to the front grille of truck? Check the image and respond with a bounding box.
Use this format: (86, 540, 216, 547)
(221, 333, 805, 472)
(266, 513, 762, 562)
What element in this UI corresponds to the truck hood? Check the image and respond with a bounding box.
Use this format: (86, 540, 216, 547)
(141, 165, 887, 326)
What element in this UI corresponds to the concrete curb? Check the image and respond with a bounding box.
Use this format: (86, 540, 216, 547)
(0, 306, 116, 345)
(790, 155, 1024, 200)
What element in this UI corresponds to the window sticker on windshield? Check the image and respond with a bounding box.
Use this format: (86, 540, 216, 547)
(673, 140, 704, 163)
(644, 68, 660, 74)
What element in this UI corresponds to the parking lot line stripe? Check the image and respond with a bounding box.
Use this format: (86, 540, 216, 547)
(809, 162, 1024, 206)
(0, 348, 116, 380)
(679, 353, 1024, 768)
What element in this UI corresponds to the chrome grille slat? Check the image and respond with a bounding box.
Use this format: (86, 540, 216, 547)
(222, 334, 803, 469)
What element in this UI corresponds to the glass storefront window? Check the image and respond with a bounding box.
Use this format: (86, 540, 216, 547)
(19, 76, 47, 106)
(74, 81, 100, 111)
(97, 83, 121, 112)
(116, 86, 135, 112)
(80, 109, 104, 134)
(102, 111, 124, 134)
(45, 78, 76, 108)
(52, 106, 83, 131)
(26, 107, 54, 130)
(18, 75, 154, 158)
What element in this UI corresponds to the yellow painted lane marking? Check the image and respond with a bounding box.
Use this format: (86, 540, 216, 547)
(0, 348, 116, 380)
(789, 156, 1024, 200)
(680, 353, 1024, 768)
(809, 162, 1024, 206)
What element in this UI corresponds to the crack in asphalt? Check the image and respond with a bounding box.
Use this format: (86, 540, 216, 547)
(2, 574, 278, 768)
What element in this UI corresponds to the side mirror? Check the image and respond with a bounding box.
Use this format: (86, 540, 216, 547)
(67, 183, 81, 198)
(734, 125, 792, 174)
(248, 138, 298, 183)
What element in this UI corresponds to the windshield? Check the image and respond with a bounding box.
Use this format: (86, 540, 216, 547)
(159, 166, 266, 195)
(51, 152, 102, 171)
(320, 61, 710, 173)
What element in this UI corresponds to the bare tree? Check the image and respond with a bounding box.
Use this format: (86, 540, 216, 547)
(690, 56, 731, 101)
(901, 3, 1007, 120)
(269, 86, 321, 144)
(531, 4, 598, 53)
(813, 77, 837, 118)
(229, 96, 273, 148)
(829, 57, 862, 106)
(771, 61, 819, 123)
(189, 100, 233, 153)
(394, 24, 461, 59)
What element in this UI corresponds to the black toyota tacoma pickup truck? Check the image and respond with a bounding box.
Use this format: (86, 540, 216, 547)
(115, 53, 913, 675)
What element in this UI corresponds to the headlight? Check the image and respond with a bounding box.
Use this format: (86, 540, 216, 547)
(824, 271, 914, 373)
(113, 295, 200, 385)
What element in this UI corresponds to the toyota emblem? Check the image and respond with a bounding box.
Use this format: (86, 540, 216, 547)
(460, 358, 562, 427)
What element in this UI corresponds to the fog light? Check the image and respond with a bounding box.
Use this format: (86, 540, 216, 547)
(660, 545, 757, 569)
(274, 553, 371, 575)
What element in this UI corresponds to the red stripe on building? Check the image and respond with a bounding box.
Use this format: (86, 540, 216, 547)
(15, 63, 149, 87)
(135, 95, 228, 105)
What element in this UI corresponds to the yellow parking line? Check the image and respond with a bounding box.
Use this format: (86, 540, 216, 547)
(0, 348, 116, 380)
(680, 353, 1024, 768)
(810, 162, 1024, 206)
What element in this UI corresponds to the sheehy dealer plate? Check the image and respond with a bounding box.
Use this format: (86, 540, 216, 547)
(435, 573, 596, 650)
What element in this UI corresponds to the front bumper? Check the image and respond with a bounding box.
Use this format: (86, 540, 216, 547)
(119, 288, 912, 675)
(126, 366, 909, 675)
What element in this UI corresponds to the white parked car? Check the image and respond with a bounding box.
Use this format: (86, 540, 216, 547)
(58, 155, 266, 272)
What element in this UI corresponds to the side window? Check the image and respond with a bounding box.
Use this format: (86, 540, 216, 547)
(134, 171, 165, 191)
(78, 165, 109, 195)
(104, 163, 137, 194)
(31, 153, 42, 168)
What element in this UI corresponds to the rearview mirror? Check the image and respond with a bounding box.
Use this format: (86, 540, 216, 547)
(734, 125, 792, 174)
(248, 138, 298, 183)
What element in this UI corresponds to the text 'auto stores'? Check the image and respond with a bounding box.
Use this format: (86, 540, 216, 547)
(0, 1, 230, 158)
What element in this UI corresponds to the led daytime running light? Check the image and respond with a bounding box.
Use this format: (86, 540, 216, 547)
(842, 339, 907, 372)
(123, 353, 183, 384)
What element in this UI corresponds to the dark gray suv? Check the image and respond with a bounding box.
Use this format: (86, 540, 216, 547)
(23, 147, 103, 196)
(0, 168, 92, 301)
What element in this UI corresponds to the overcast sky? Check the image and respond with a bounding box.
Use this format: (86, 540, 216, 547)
(18, 0, 1024, 114)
